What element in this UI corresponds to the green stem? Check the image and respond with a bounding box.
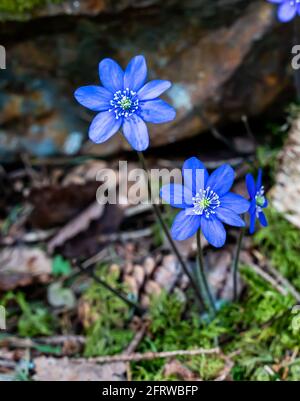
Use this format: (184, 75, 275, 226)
(232, 227, 245, 302)
(196, 230, 216, 317)
(137, 152, 204, 309)
(76, 262, 145, 316)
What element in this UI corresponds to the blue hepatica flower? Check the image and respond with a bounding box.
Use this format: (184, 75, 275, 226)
(246, 169, 269, 234)
(160, 157, 250, 248)
(267, 0, 300, 22)
(74, 55, 176, 151)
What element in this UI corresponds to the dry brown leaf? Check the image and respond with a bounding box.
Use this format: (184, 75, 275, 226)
(47, 201, 105, 253)
(0, 247, 52, 291)
(33, 356, 127, 381)
(29, 183, 100, 229)
(62, 160, 108, 186)
(163, 359, 199, 381)
(153, 254, 181, 293)
(206, 249, 243, 301)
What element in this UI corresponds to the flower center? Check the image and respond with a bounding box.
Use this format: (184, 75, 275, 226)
(120, 97, 132, 110)
(191, 187, 220, 218)
(255, 186, 265, 216)
(109, 88, 139, 119)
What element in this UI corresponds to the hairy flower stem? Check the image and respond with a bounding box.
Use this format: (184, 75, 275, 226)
(137, 152, 205, 309)
(75, 262, 145, 316)
(196, 230, 216, 317)
(232, 227, 245, 302)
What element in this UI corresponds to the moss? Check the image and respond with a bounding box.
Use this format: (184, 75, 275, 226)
(82, 265, 134, 357)
(254, 207, 300, 290)
(0, 0, 63, 16)
(1, 292, 56, 337)
(49, 205, 300, 380)
(131, 267, 300, 381)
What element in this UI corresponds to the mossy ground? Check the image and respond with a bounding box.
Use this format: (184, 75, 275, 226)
(0, 0, 63, 17)
(77, 207, 300, 381)
(1, 107, 300, 380)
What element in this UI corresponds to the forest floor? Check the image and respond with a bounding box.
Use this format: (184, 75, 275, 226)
(1, 105, 300, 381)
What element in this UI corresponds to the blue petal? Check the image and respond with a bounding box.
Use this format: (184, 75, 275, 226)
(259, 212, 268, 227)
(256, 169, 263, 192)
(216, 208, 245, 227)
(219, 193, 250, 214)
(278, 1, 297, 22)
(263, 198, 269, 208)
(139, 99, 176, 124)
(89, 111, 122, 144)
(171, 210, 201, 241)
(124, 55, 147, 92)
(99, 58, 124, 93)
(206, 164, 235, 197)
(160, 184, 193, 208)
(182, 157, 208, 195)
(246, 173, 256, 199)
(122, 114, 149, 151)
(249, 199, 257, 215)
(74, 86, 112, 111)
(138, 80, 171, 101)
(249, 213, 256, 235)
(201, 216, 226, 248)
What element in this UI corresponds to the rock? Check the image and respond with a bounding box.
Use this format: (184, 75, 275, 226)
(272, 113, 300, 229)
(0, 0, 292, 159)
(33, 0, 161, 18)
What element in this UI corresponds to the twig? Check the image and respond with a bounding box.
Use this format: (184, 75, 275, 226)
(247, 263, 288, 297)
(81, 249, 111, 269)
(124, 204, 153, 218)
(241, 115, 257, 145)
(75, 347, 220, 364)
(252, 250, 300, 302)
(0, 335, 86, 349)
(158, 157, 249, 171)
(266, 264, 300, 303)
(124, 322, 149, 355)
(98, 228, 153, 243)
(198, 108, 236, 152)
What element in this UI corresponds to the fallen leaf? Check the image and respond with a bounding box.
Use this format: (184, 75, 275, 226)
(52, 255, 72, 276)
(206, 249, 245, 301)
(47, 201, 105, 253)
(28, 183, 100, 229)
(60, 204, 124, 259)
(33, 357, 127, 381)
(163, 359, 199, 380)
(0, 247, 52, 291)
(62, 160, 108, 186)
(47, 282, 76, 309)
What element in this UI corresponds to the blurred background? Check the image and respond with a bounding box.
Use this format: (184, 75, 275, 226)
(0, 0, 300, 382)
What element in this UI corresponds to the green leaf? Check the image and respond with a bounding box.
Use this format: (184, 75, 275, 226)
(52, 255, 71, 277)
(34, 344, 62, 355)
